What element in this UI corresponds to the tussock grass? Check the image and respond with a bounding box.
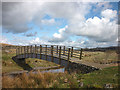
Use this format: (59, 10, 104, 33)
(2, 71, 79, 88)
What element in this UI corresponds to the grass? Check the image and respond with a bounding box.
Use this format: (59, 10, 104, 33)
(81, 66, 119, 88)
(2, 71, 79, 88)
(2, 66, 119, 88)
(81, 50, 118, 64)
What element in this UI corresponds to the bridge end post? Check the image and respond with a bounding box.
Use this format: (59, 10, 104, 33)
(67, 48, 70, 68)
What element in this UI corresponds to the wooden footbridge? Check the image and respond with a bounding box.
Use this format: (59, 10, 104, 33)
(14, 45, 83, 68)
(10, 45, 111, 73)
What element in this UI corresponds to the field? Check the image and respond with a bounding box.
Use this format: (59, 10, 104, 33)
(1, 44, 119, 88)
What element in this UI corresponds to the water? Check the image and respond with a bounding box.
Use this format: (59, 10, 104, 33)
(3, 67, 65, 77)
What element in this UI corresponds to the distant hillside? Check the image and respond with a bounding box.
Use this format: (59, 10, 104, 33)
(0, 43, 15, 47)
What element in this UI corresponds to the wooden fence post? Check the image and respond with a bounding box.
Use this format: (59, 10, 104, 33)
(59, 46, 61, 64)
(80, 48, 83, 60)
(45, 45, 47, 60)
(51, 45, 54, 62)
(71, 47, 73, 57)
(63, 46, 65, 55)
(40, 45, 42, 59)
(67, 48, 70, 67)
(57, 45, 58, 54)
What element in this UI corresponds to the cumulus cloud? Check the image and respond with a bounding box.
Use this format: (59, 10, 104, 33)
(67, 9, 118, 42)
(101, 9, 117, 19)
(2, 2, 44, 33)
(48, 25, 69, 42)
(2, 2, 118, 47)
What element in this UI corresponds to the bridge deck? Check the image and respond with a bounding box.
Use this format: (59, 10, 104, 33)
(15, 53, 113, 69)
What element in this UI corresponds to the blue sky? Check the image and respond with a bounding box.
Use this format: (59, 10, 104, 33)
(1, 1, 119, 48)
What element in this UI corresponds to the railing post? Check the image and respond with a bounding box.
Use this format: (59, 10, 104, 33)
(27, 46, 29, 58)
(16, 47, 17, 56)
(30, 45, 32, 58)
(59, 46, 61, 64)
(24, 46, 26, 58)
(40, 45, 42, 59)
(45, 45, 47, 60)
(51, 45, 54, 62)
(57, 45, 58, 54)
(71, 47, 73, 57)
(35, 45, 37, 58)
(67, 48, 70, 67)
(21, 46, 22, 54)
(80, 48, 83, 60)
(63, 46, 65, 55)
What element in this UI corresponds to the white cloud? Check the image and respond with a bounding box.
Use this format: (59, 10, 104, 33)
(67, 9, 118, 42)
(41, 19, 55, 25)
(0, 36, 10, 44)
(101, 9, 117, 19)
(49, 25, 68, 42)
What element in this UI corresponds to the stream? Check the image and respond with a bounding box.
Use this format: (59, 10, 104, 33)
(3, 66, 65, 77)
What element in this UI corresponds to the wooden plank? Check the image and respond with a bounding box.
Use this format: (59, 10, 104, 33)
(59, 46, 61, 64)
(79, 48, 83, 60)
(51, 45, 54, 62)
(40, 45, 42, 59)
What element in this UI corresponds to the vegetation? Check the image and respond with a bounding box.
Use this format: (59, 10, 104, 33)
(2, 66, 119, 88)
(1, 44, 119, 88)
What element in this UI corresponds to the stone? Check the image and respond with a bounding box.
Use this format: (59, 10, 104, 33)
(104, 84, 113, 88)
(79, 82, 84, 87)
(64, 79, 68, 83)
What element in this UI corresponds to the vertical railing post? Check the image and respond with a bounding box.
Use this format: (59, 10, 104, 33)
(40, 45, 42, 59)
(24, 46, 26, 58)
(80, 48, 83, 60)
(16, 47, 18, 56)
(35, 45, 37, 58)
(30, 45, 32, 58)
(27, 46, 29, 58)
(71, 47, 73, 57)
(45, 45, 47, 60)
(57, 45, 58, 54)
(59, 46, 61, 64)
(67, 48, 70, 67)
(51, 45, 54, 62)
(63, 46, 65, 55)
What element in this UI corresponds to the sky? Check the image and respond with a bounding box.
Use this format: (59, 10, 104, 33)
(0, 0, 119, 48)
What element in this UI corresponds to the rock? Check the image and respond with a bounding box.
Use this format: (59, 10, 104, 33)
(35, 60, 38, 62)
(64, 79, 68, 83)
(104, 84, 113, 88)
(79, 82, 84, 87)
